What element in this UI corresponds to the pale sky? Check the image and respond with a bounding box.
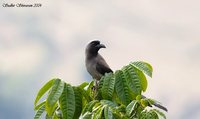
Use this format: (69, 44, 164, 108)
(0, 0, 200, 119)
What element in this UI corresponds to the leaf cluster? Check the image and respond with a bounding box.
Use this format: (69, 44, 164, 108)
(34, 61, 166, 119)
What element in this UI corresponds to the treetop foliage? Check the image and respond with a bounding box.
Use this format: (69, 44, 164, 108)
(34, 61, 167, 119)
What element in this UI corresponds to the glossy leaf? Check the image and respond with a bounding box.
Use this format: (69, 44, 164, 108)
(126, 100, 138, 117)
(86, 81, 94, 99)
(73, 87, 83, 119)
(123, 65, 142, 95)
(115, 70, 131, 105)
(140, 109, 159, 119)
(82, 100, 99, 114)
(59, 83, 75, 119)
(35, 101, 46, 111)
(79, 82, 89, 89)
(104, 106, 113, 119)
(96, 78, 104, 100)
(34, 79, 55, 106)
(80, 87, 92, 102)
(46, 79, 65, 116)
(136, 69, 148, 92)
(82, 112, 92, 119)
(34, 104, 45, 119)
(153, 109, 166, 119)
(101, 73, 115, 100)
(131, 61, 153, 77)
(54, 109, 62, 119)
(100, 100, 117, 108)
(93, 105, 105, 119)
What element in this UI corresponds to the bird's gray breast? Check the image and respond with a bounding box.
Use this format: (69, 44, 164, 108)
(86, 57, 102, 80)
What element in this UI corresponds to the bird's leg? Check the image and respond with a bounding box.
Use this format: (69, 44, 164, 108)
(92, 80, 98, 91)
(95, 80, 99, 88)
(92, 80, 99, 99)
(93, 80, 100, 99)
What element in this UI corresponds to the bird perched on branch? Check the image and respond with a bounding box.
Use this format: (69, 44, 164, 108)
(85, 40, 167, 112)
(85, 40, 113, 87)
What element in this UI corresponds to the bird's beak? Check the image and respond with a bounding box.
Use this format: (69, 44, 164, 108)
(96, 44, 106, 49)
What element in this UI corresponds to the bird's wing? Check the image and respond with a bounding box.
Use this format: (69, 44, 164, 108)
(96, 55, 113, 75)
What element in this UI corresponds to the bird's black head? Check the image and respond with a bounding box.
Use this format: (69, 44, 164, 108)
(86, 40, 106, 55)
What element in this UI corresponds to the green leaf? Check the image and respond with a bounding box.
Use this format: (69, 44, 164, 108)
(34, 104, 45, 119)
(35, 101, 46, 110)
(53, 114, 59, 119)
(115, 70, 131, 105)
(92, 104, 102, 112)
(96, 78, 104, 100)
(54, 109, 62, 119)
(46, 79, 65, 116)
(86, 81, 94, 91)
(82, 100, 99, 114)
(34, 79, 55, 106)
(126, 100, 138, 117)
(112, 111, 122, 119)
(136, 69, 148, 92)
(123, 65, 142, 95)
(46, 102, 58, 118)
(59, 83, 75, 119)
(73, 87, 83, 119)
(136, 95, 142, 101)
(86, 81, 94, 99)
(79, 82, 89, 89)
(153, 109, 166, 119)
(104, 106, 113, 119)
(100, 100, 117, 108)
(115, 105, 126, 113)
(149, 110, 159, 119)
(139, 109, 159, 119)
(140, 99, 149, 108)
(82, 112, 92, 119)
(131, 61, 153, 77)
(101, 73, 115, 100)
(93, 105, 105, 119)
(139, 110, 147, 119)
(45, 113, 53, 119)
(80, 87, 92, 102)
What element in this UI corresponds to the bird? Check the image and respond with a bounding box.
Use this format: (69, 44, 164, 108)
(85, 40, 167, 112)
(85, 40, 113, 87)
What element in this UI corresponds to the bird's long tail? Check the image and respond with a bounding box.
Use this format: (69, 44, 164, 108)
(152, 102, 168, 112)
(142, 95, 168, 112)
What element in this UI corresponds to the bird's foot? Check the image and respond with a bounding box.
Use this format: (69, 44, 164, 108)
(92, 85, 97, 91)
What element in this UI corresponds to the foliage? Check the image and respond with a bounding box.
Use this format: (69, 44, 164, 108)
(34, 61, 167, 119)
